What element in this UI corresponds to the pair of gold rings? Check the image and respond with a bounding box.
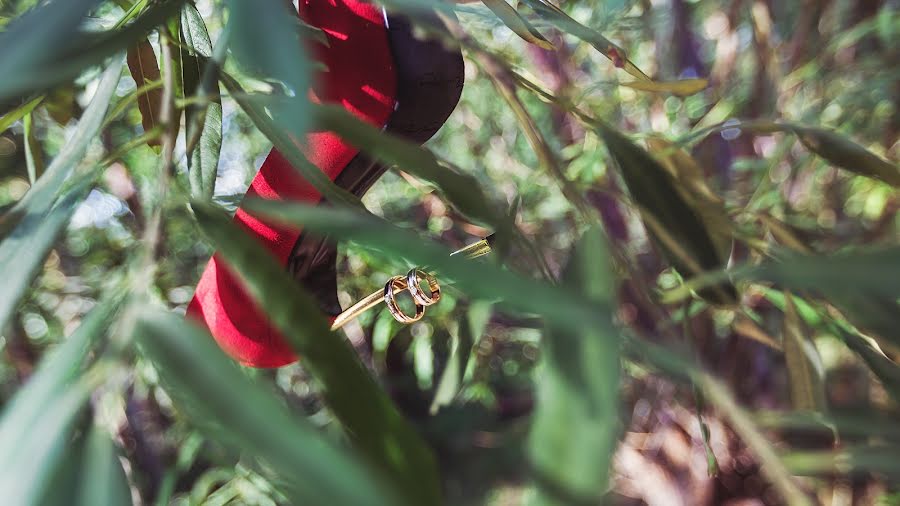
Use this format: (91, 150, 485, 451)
(329, 237, 493, 331)
(383, 269, 442, 324)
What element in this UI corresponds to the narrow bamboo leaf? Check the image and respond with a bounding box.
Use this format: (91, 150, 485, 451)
(783, 446, 900, 477)
(127, 40, 163, 147)
(836, 325, 900, 402)
(0, 95, 43, 133)
(226, 0, 310, 138)
(0, 296, 118, 506)
(529, 227, 619, 505)
(134, 310, 400, 506)
(0, 0, 100, 101)
(482, 0, 554, 49)
(646, 137, 732, 260)
(0, 295, 119, 451)
(191, 203, 442, 506)
(756, 411, 900, 442)
(4, 59, 123, 232)
(746, 247, 899, 299)
(782, 294, 826, 412)
(430, 301, 493, 414)
(314, 104, 500, 226)
(244, 200, 610, 349)
(620, 78, 709, 96)
(77, 426, 133, 506)
(520, 0, 650, 80)
(0, 186, 88, 332)
(793, 127, 900, 187)
(23, 112, 44, 183)
(182, 3, 222, 200)
(0, 1, 185, 103)
(830, 292, 899, 347)
(594, 122, 737, 305)
(219, 73, 363, 209)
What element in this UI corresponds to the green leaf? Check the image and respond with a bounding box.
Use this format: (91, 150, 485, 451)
(783, 445, 900, 477)
(219, 73, 362, 209)
(3, 59, 123, 234)
(190, 203, 441, 506)
(134, 310, 401, 506)
(619, 78, 709, 96)
(0, 0, 100, 101)
(482, 0, 554, 50)
(430, 302, 492, 414)
(0, 94, 43, 133)
(835, 325, 900, 403)
(0, 60, 122, 331)
(520, 0, 650, 80)
(226, 0, 310, 139)
(782, 293, 826, 412)
(528, 227, 619, 505)
(182, 3, 222, 200)
(745, 247, 899, 299)
(77, 426, 133, 506)
(313, 105, 501, 226)
(0, 187, 87, 332)
(594, 122, 737, 305)
(793, 127, 900, 187)
(0, 296, 119, 505)
(0, 0, 186, 103)
(244, 200, 610, 335)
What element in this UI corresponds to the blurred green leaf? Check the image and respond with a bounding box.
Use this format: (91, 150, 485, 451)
(482, 0, 554, 50)
(528, 226, 619, 505)
(0, 186, 88, 332)
(219, 73, 363, 209)
(126, 39, 163, 147)
(0, 0, 100, 101)
(0, 95, 43, 133)
(430, 302, 492, 414)
(226, 0, 309, 139)
(77, 425, 133, 506)
(594, 121, 737, 305)
(2, 57, 122, 233)
(746, 247, 899, 299)
(836, 324, 900, 402)
(314, 104, 501, 226)
(0, 60, 122, 330)
(782, 293, 826, 412)
(619, 78, 709, 96)
(134, 310, 402, 506)
(182, 3, 222, 201)
(0, 0, 186, 103)
(0, 295, 120, 505)
(647, 137, 733, 259)
(794, 127, 900, 187)
(191, 203, 442, 506)
(23, 111, 44, 183)
(783, 445, 900, 477)
(244, 200, 609, 335)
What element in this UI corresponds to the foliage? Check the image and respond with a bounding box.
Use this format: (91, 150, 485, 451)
(0, 0, 898, 504)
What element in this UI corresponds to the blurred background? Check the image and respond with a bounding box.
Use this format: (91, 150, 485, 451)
(0, 0, 898, 504)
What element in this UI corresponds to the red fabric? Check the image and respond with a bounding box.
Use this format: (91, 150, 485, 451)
(187, 0, 397, 367)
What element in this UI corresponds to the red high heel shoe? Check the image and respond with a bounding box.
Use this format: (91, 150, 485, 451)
(187, 1, 464, 368)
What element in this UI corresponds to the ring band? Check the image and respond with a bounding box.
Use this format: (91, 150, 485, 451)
(383, 276, 425, 324)
(406, 268, 441, 306)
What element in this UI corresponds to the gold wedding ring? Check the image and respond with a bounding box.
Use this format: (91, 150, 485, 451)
(329, 236, 493, 331)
